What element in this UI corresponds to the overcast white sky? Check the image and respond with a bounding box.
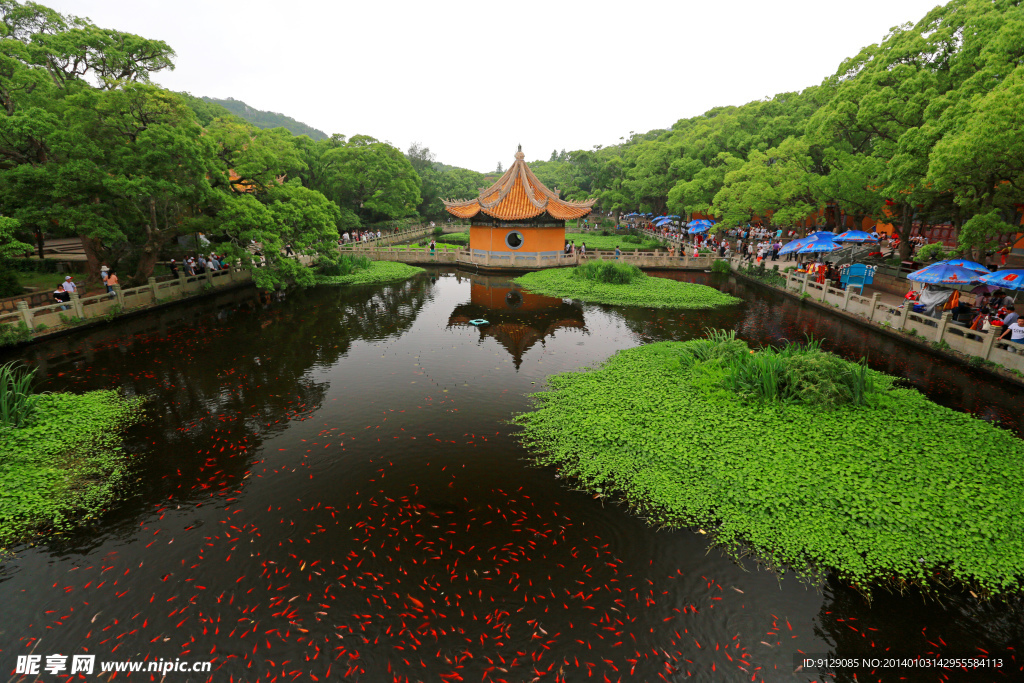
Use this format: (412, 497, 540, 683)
(45, 0, 943, 173)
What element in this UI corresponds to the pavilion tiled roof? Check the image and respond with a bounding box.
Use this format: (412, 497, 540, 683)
(443, 146, 596, 221)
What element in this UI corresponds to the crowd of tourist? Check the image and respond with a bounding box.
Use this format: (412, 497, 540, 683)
(339, 230, 384, 244)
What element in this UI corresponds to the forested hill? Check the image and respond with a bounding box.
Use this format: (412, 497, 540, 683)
(201, 97, 328, 140)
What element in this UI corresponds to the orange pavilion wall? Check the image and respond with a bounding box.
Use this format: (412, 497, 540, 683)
(470, 225, 566, 253)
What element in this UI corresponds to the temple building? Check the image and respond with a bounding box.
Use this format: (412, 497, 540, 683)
(443, 146, 596, 262)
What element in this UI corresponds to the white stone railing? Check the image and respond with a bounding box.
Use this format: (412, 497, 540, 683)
(2, 267, 252, 334)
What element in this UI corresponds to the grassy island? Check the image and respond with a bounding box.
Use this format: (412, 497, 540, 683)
(1, 364, 146, 545)
(515, 262, 739, 309)
(314, 259, 424, 286)
(516, 333, 1024, 595)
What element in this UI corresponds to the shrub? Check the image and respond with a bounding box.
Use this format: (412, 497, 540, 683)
(317, 254, 372, 277)
(916, 243, 949, 262)
(621, 235, 642, 244)
(571, 261, 643, 285)
(0, 269, 23, 297)
(0, 321, 32, 346)
(711, 259, 731, 274)
(432, 226, 444, 237)
(0, 257, 64, 274)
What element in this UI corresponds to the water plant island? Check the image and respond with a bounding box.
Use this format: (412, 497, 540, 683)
(0, 364, 145, 546)
(515, 262, 740, 309)
(515, 333, 1024, 596)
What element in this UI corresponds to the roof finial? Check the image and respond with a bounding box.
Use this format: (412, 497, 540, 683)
(515, 143, 524, 161)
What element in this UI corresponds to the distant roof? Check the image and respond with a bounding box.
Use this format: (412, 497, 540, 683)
(443, 146, 596, 221)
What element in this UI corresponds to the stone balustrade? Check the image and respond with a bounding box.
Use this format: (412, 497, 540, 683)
(0, 267, 251, 334)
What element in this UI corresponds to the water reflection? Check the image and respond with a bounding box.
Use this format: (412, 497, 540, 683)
(447, 274, 586, 369)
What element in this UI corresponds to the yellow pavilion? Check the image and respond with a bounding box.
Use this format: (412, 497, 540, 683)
(443, 146, 596, 261)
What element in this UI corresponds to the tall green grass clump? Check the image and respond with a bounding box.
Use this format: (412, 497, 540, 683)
(0, 361, 43, 428)
(710, 259, 731, 274)
(723, 336, 879, 408)
(516, 330, 1024, 596)
(571, 261, 643, 285)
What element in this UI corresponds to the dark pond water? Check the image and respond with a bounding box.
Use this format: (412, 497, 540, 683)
(1, 270, 1021, 683)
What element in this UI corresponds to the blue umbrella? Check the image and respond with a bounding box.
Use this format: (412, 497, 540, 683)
(778, 237, 813, 255)
(941, 258, 989, 273)
(834, 230, 879, 244)
(977, 269, 1024, 291)
(907, 263, 984, 285)
(688, 219, 714, 228)
(780, 232, 840, 255)
(687, 223, 709, 234)
(797, 237, 842, 254)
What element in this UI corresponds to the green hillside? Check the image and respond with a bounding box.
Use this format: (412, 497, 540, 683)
(201, 97, 328, 140)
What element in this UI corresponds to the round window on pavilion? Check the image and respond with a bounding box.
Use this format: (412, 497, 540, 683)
(505, 230, 524, 250)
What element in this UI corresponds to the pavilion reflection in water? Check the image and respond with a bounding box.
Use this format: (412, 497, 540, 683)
(448, 274, 587, 369)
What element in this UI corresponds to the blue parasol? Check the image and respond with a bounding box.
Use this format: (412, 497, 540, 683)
(977, 269, 1024, 291)
(834, 230, 879, 244)
(907, 263, 984, 285)
(778, 237, 812, 255)
(779, 232, 839, 255)
(941, 258, 990, 273)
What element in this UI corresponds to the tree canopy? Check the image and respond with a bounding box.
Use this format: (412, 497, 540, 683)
(3, 0, 1022, 279)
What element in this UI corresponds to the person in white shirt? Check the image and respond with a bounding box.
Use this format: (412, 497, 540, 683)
(62, 276, 76, 294)
(999, 316, 1024, 346)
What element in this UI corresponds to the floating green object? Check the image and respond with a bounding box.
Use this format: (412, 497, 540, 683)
(469, 319, 489, 326)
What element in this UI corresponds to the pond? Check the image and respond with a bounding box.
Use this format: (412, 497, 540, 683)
(1, 270, 1021, 682)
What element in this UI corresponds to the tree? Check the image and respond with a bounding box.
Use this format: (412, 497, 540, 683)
(51, 84, 219, 284)
(208, 181, 340, 289)
(0, 215, 30, 256)
(713, 137, 820, 228)
(319, 135, 421, 223)
(495, 160, 503, 173)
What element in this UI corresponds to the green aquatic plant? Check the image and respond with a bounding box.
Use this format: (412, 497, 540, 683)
(516, 333, 1024, 595)
(0, 389, 145, 543)
(314, 261, 424, 286)
(514, 267, 739, 310)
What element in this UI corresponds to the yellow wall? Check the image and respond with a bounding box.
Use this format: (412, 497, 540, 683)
(470, 225, 565, 253)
